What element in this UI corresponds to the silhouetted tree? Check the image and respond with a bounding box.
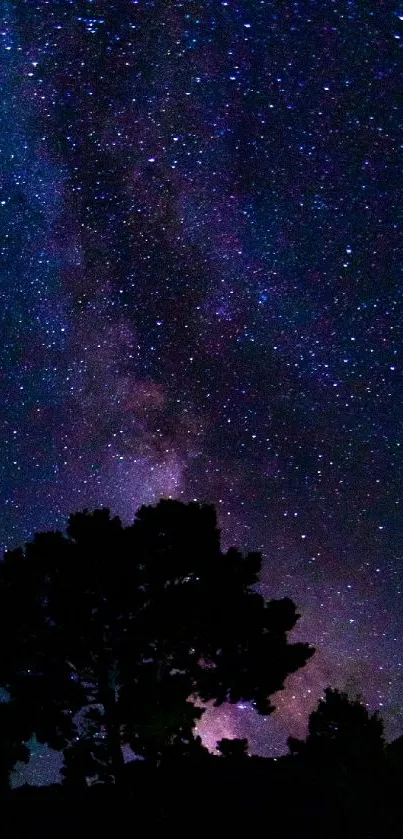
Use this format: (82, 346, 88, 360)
(386, 733, 403, 766)
(0, 500, 314, 784)
(288, 687, 385, 768)
(217, 737, 249, 759)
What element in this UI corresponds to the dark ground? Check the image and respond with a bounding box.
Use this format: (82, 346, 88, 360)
(3, 756, 403, 838)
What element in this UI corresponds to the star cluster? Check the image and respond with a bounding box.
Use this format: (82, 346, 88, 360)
(1, 0, 401, 781)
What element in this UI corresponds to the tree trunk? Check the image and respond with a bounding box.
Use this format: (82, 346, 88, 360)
(107, 717, 125, 786)
(100, 682, 125, 785)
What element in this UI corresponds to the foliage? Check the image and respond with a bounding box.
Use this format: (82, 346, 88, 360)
(0, 702, 30, 792)
(288, 687, 385, 767)
(217, 737, 249, 759)
(0, 500, 314, 784)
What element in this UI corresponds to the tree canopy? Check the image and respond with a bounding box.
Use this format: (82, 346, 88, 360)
(0, 500, 314, 786)
(288, 687, 385, 767)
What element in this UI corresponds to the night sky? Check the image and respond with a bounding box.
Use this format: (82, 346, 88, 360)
(1, 0, 401, 784)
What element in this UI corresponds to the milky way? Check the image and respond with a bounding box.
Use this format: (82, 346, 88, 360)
(1, 0, 401, 784)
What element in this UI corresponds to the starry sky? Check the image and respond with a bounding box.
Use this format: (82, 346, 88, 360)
(1, 0, 402, 784)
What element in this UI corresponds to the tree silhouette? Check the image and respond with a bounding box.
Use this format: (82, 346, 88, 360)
(217, 737, 249, 760)
(288, 687, 385, 768)
(386, 733, 403, 765)
(0, 500, 314, 785)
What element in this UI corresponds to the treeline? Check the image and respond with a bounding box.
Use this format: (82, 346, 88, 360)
(6, 720, 403, 837)
(0, 500, 402, 835)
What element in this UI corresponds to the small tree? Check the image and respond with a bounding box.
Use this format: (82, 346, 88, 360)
(288, 687, 385, 767)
